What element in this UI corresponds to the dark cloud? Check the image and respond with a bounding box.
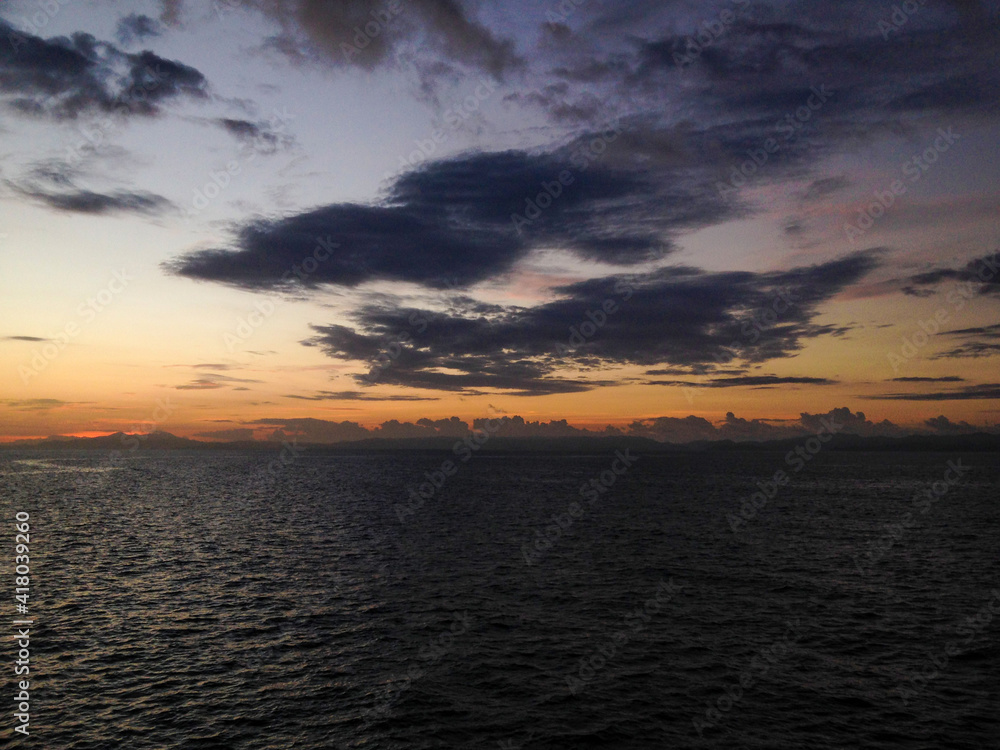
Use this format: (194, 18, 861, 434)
(798, 407, 903, 437)
(933, 322, 1000, 360)
(648, 375, 838, 388)
(634, 406, 904, 442)
(2, 335, 50, 342)
(175, 372, 262, 390)
(251, 416, 472, 442)
(11, 185, 173, 216)
(116, 14, 163, 46)
(1, 398, 72, 411)
(802, 176, 849, 201)
(166, 146, 736, 290)
(6, 158, 174, 215)
(215, 117, 294, 154)
(176, 379, 225, 390)
(924, 415, 979, 434)
(285, 391, 439, 401)
(868, 383, 1000, 401)
(645, 366, 749, 377)
(0, 19, 207, 120)
(471, 416, 611, 439)
(300, 252, 877, 395)
(194, 428, 255, 441)
(250, 417, 372, 443)
(626, 414, 720, 443)
(889, 376, 965, 383)
(529, 0, 1000, 191)
(218, 405, 917, 445)
(629, 406, 904, 443)
(194, 0, 521, 79)
(159, 0, 184, 28)
(900, 252, 1000, 297)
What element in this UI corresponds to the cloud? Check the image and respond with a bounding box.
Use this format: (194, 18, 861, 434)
(0, 19, 207, 121)
(2, 335, 50, 342)
(627, 406, 904, 442)
(194, 428, 255, 441)
(175, 372, 261, 390)
(0, 398, 73, 411)
(212, 405, 917, 444)
(302, 251, 877, 395)
(900, 251, 1000, 298)
(645, 366, 748, 377)
(5, 158, 175, 215)
(214, 117, 294, 154)
(229, 0, 522, 79)
(648, 375, 838, 388)
(115, 14, 164, 46)
(924, 415, 979, 434)
(250, 417, 372, 443)
(159, 0, 184, 28)
(797, 407, 903, 437)
(166, 145, 733, 291)
(626, 414, 720, 443)
(932, 323, 1000, 359)
(868, 383, 1000, 401)
(516, 0, 1000, 196)
(285, 391, 439, 401)
(175, 379, 225, 390)
(889, 376, 965, 383)
(0, 398, 94, 413)
(11, 186, 173, 216)
(802, 176, 850, 201)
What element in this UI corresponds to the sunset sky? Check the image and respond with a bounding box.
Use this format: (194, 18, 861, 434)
(1, 0, 999, 442)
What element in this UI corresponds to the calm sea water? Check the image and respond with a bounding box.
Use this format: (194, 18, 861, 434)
(1, 449, 998, 749)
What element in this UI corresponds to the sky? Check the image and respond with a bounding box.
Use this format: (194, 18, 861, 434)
(1, 0, 999, 443)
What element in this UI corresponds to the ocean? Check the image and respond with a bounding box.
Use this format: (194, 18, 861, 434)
(2, 449, 998, 748)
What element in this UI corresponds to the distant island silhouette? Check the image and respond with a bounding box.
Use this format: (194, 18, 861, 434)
(4, 430, 999, 454)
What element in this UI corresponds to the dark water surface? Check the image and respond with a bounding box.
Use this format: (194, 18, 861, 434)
(2, 450, 998, 749)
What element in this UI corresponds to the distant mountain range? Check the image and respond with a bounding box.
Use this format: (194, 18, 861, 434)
(3, 431, 1000, 453)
